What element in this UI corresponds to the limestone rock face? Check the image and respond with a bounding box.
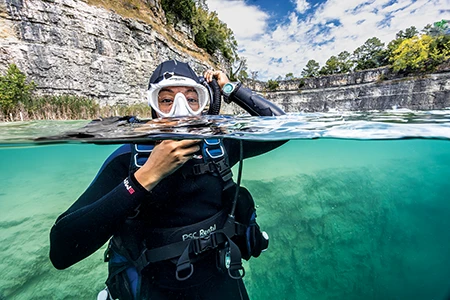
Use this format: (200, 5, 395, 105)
(266, 72, 450, 112)
(0, 0, 214, 106)
(250, 68, 450, 112)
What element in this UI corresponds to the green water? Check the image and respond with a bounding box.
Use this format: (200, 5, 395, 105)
(1, 139, 450, 299)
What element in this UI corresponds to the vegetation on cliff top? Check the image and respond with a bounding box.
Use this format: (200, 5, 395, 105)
(274, 21, 450, 82)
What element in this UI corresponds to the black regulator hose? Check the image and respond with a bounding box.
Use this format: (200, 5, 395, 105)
(207, 78, 222, 115)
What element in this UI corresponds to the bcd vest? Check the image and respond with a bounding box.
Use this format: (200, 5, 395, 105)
(104, 139, 268, 299)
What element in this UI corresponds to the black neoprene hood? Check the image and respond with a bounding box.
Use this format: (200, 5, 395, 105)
(148, 60, 201, 88)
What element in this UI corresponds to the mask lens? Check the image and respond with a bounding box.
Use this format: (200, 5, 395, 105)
(147, 76, 210, 118)
(157, 88, 204, 117)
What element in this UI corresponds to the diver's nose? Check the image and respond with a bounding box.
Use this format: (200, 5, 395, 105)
(172, 92, 191, 117)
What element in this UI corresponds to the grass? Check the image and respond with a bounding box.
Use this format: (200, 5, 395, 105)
(1, 95, 152, 121)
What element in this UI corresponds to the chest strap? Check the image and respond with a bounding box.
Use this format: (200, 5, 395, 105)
(131, 214, 244, 280)
(131, 139, 233, 185)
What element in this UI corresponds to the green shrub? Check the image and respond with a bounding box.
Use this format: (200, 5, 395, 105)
(298, 79, 306, 89)
(267, 79, 279, 91)
(0, 64, 36, 116)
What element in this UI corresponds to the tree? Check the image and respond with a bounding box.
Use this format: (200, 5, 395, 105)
(161, 0, 195, 25)
(162, 1, 238, 61)
(229, 57, 248, 81)
(387, 26, 420, 62)
(192, 10, 238, 60)
(301, 59, 320, 77)
(250, 71, 259, 82)
(390, 35, 437, 73)
(319, 56, 340, 75)
(397, 26, 419, 39)
(285, 72, 294, 80)
(0, 64, 36, 116)
(422, 20, 449, 37)
(337, 51, 354, 73)
(353, 37, 387, 70)
(429, 34, 450, 65)
(267, 79, 279, 91)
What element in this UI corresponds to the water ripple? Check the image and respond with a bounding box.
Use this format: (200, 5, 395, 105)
(0, 109, 449, 146)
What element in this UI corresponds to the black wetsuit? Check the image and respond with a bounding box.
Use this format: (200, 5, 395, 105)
(49, 86, 286, 299)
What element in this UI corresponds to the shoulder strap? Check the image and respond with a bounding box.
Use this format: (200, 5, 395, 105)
(130, 139, 233, 188)
(129, 143, 155, 173)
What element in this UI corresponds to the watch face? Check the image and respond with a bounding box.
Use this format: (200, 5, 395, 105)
(223, 83, 234, 93)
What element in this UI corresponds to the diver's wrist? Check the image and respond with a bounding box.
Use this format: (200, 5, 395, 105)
(222, 81, 241, 104)
(133, 169, 161, 191)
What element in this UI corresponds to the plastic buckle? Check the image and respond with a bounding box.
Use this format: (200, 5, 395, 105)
(192, 163, 215, 175)
(204, 138, 220, 146)
(205, 145, 225, 159)
(193, 234, 220, 255)
(192, 164, 208, 175)
(193, 238, 209, 255)
(192, 164, 201, 175)
(135, 144, 153, 153)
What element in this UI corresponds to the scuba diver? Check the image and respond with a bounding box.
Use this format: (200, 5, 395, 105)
(49, 60, 286, 300)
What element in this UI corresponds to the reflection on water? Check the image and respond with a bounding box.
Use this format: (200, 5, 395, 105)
(1, 110, 450, 145)
(0, 111, 450, 299)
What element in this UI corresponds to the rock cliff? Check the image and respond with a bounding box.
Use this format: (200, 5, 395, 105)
(261, 68, 450, 112)
(0, 0, 218, 106)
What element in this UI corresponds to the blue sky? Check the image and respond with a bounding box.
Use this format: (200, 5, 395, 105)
(206, 0, 450, 80)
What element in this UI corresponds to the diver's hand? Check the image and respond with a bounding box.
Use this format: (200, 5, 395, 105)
(204, 69, 229, 89)
(134, 139, 201, 191)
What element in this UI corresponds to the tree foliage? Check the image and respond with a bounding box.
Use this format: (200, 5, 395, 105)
(319, 56, 340, 75)
(390, 34, 450, 73)
(319, 52, 354, 75)
(161, 0, 237, 61)
(396, 26, 419, 39)
(337, 51, 354, 73)
(299, 21, 449, 79)
(387, 26, 420, 60)
(267, 79, 279, 91)
(285, 72, 294, 80)
(229, 57, 249, 81)
(422, 20, 449, 37)
(301, 59, 320, 77)
(353, 37, 387, 70)
(0, 64, 36, 116)
(161, 0, 195, 25)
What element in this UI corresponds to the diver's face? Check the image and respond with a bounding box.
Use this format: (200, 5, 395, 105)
(157, 86, 199, 114)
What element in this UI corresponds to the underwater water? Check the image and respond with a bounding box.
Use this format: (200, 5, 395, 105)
(1, 111, 450, 299)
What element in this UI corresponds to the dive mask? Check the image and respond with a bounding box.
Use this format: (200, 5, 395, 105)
(147, 74, 210, 117)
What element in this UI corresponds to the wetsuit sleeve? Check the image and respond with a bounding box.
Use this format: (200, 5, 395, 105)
(226, 85, 288, 165)
(49, 145, 150, 270)
(228, 84, 285, 116)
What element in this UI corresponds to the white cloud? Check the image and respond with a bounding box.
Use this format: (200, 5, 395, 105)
(206, 0, 269, 40)
(207, 0, 449, 80)
(294, 0, 310, 14)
